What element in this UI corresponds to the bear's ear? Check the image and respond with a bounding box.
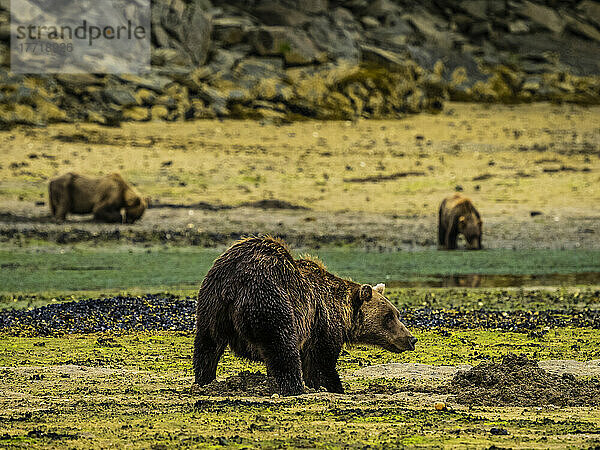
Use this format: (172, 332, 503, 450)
(374, 283, 385, 294)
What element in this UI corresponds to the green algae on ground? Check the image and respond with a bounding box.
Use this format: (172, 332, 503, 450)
(2, 328, 599, 376)
(1, 330, 600, 448)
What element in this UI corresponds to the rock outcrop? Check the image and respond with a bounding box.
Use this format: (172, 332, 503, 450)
(1, 0, 600, 126)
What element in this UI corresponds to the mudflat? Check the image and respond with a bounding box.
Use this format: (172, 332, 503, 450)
(0, 102, 598, 250)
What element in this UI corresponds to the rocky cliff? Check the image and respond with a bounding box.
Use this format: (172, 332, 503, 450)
(1, 0, 600, 126)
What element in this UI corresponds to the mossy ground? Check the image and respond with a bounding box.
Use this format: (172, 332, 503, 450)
(1, 326, 600, 449)
(1, 261, 599, 448)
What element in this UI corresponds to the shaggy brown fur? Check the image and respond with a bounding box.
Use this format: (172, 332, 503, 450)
(438, 193, 482, 250)
(193, 236, 416, 396)
(49, 172, 147, 223)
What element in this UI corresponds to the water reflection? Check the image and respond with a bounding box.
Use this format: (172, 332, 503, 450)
(387, 272, 600, 288)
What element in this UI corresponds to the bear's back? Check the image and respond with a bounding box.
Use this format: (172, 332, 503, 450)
(207, 236, 298, 283)
(443, 194, 478, 215)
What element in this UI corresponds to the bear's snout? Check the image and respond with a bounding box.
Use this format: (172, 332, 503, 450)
(466, 240, 481, 250)
(391, 335, 417, 353)
(409, 337, 417, 351)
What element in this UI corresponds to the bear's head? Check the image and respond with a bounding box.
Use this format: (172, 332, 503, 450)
(351, 283, 416, 353)
(458, 213, 482, 250)
(123, 191, 147, 224)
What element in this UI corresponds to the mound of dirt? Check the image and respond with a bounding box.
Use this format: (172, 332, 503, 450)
(192, 371, 278, 397)
(448, 353, 600, 407)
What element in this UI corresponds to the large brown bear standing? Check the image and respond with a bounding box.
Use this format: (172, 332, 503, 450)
(438, 193, 482, 250)
(193, 236, 416, 396)
(49, 172, 147, 223)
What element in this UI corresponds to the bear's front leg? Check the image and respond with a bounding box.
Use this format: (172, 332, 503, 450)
(193, 332, 226, 386)
(93, 205, 122, 223)
(319, 364, 344, 394)
(301, 351, 323, 390)
(312, 342, 344, 393)
(445, 223, 458, 250)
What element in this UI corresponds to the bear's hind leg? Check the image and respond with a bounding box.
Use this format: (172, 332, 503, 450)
(261, 337, 304, 396)
(193, 332, 226, 386)
(236, 287, 304, 395)
(50, 184, 69, 222)
(49, 185, 56, 217)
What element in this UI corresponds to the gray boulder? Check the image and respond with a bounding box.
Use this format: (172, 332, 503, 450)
(154, 0, 212, 65)
(252, 1, 310, 27)
(361, 16, 380, 29)
(118, 74, 173, 93)
(103, 88, 137, 107)
(197, 84, 228, 109)
(517, 1, 565, 34)
(342, 0, 368, 15)
(213, 17, 252, 46)
(331, 7, 363, 40)
(366, 0, 400, 19)
(404, 9, 458, 49)
(460, 0, 488, 20)
(151, 48, 190, 67)
(289, 0, 327, 14)
(208, 48, 247, 75)
(469, 21, 491, 38)
(306, 17, 359, 63)
(359, 44, 408, 71)
(508, 20, 530, 34)
(564, 15, 600, 42)
(233, 57, 285, 88)
(56, 74, 105, 94)
(249, 26, 325, 65)
(578, 0, 600, 28)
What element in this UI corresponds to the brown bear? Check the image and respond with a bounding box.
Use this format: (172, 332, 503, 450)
(49, 172, 147, 223)
(438, 193, 482, 250)
(193, 236, 416, 396)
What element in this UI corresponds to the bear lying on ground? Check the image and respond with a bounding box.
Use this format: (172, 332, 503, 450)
(193, 236, 416, 396)
(49, 172, 147, 223)
(438, 193, 482, 250)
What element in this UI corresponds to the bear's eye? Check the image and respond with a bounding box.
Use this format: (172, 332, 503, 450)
(384, 312, 395, 326)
